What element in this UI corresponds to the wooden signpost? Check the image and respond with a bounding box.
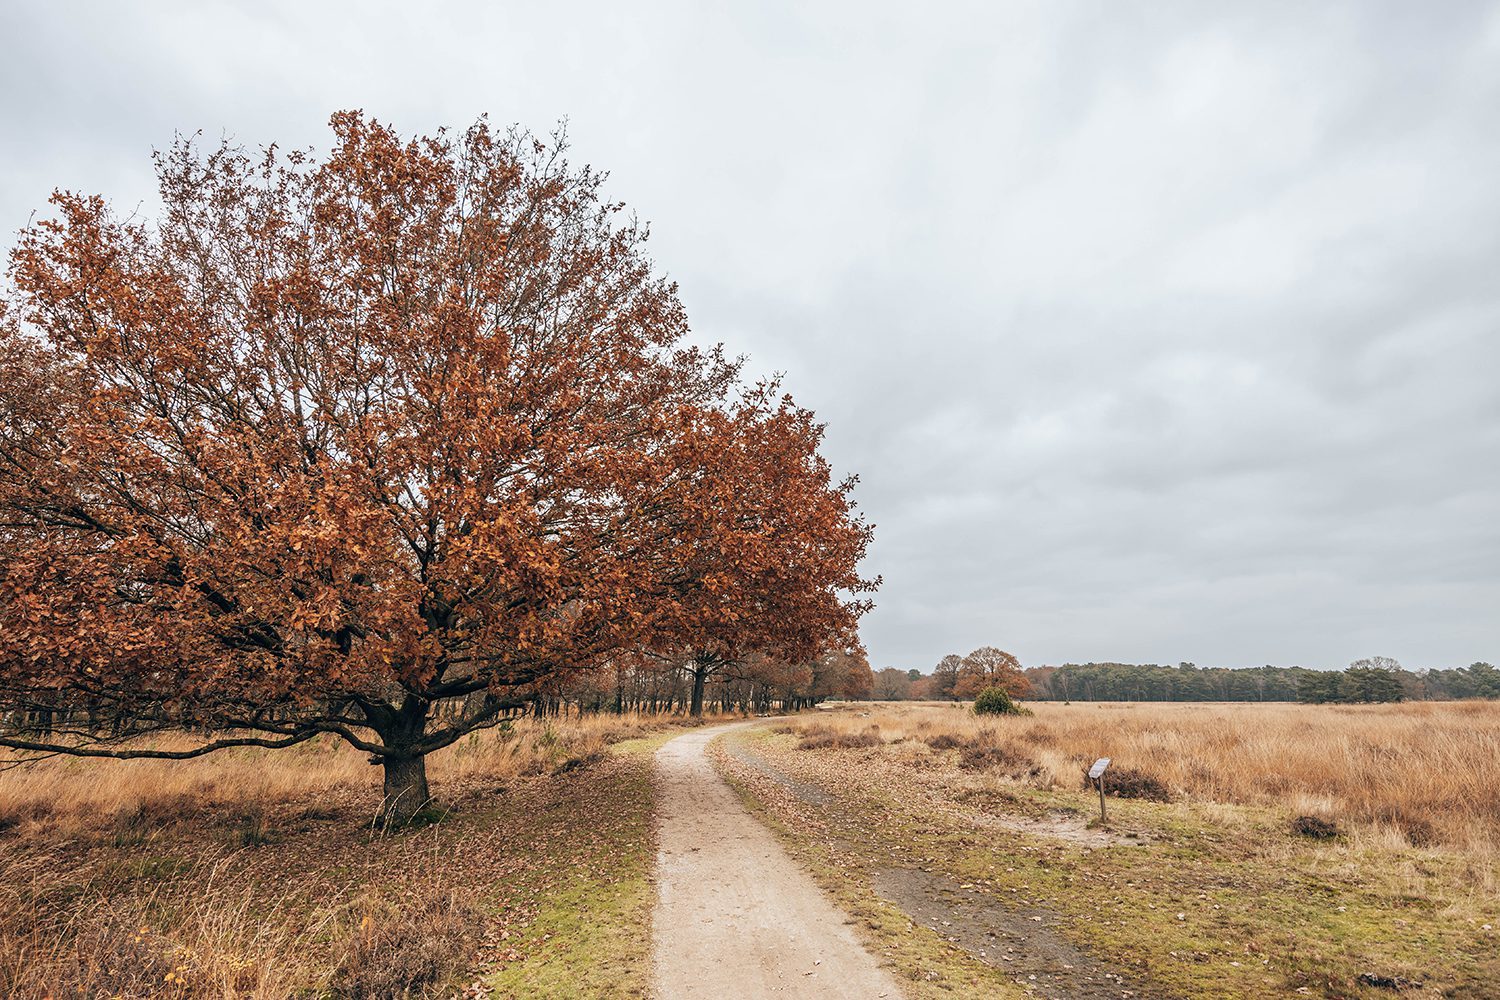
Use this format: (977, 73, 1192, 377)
(1089, 757, 1111, 824)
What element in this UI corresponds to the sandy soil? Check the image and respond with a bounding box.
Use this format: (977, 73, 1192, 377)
(650, 723, 905, 999)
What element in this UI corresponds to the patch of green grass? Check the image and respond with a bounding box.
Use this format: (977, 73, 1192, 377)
(607, 729, 680, 757)
(484, 864, 654, 999)
(484, 763, 656, 999)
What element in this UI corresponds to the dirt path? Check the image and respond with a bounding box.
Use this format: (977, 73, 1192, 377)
(650, 723, 905, 999)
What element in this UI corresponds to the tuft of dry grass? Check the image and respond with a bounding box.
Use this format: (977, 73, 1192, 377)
(801, 700, 1500, 854)
(0, 857, 312, 999)
(793, 722, 884, 751)
(329, 893, 479, 1000)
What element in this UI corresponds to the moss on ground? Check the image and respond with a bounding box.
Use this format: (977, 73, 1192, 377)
(485, 754, 656, 999)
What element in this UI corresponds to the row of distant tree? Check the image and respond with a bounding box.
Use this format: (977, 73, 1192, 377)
(548, 649, 874, 716)
(874, 656, 1500, 705)
(1024, 658, 1499, 704)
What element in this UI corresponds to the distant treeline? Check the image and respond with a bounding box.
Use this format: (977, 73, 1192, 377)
(1020, 659, 1499, 704)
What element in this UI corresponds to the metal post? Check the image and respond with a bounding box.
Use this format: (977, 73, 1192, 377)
(1097, 774, 1107, 824)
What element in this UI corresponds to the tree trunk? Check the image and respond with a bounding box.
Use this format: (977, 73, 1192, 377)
(381, 754, 431, 825)
(689, 661, 709, 718)
(370, 694, 433, 826)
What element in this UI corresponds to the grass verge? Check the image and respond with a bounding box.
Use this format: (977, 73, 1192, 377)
(0, 717, 676, 998)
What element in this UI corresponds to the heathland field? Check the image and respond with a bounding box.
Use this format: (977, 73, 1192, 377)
(717, 701, 1499, 999)
(3, 701, 1497, 999)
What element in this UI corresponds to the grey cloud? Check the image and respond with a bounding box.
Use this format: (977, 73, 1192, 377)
(3, 0, 1496, 671)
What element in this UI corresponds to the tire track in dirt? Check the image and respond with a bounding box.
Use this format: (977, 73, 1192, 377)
(650, 722, 904, 999)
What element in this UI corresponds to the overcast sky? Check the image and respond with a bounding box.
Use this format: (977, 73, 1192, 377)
(4, 1, 1498, 672)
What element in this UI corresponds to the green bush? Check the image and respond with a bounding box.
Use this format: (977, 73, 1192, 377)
(972, 687, 1030, 716)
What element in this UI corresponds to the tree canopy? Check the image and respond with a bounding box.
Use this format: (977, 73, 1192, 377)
(0, 112, 874, 820)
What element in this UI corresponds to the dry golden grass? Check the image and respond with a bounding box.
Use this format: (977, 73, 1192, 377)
(0, 711, 677, 839)
(0, 710, 716, 999)
(813, 699, 1500, 855)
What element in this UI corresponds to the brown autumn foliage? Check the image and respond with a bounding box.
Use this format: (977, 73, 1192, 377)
(953, 646, 1029, 699)
(0, 111, 873, 821)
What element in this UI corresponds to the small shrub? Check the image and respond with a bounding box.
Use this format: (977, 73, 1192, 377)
(1019, 725, 1057, 746)
(1090, 766, 1170, 802)
(958, 742, 1040, 778)
(553, 750, 605, 775)
(796, 728, 882, 751)
(234, 809, 272, 848)
(1291, 814, 1341, 839)
(973, 688, 1030, 716)
(924, 733, 965, 751)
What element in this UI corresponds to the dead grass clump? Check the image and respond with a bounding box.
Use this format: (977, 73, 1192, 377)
(959, 741, 1041, 778)
(0, 870, 303, 1000)
(1092, 766, 1170, 802)
(1368, 806, 1437, 848)
(295, 803, 343, 824)
(0, 799, 44, 838)
(797, 727, 883, 751)
(553, 749, 607, 775)
(4, 907, 182, 999)
(1019, 725, 1057, 747)
(330, 894, 478, 1000)
(226, 792, 277, 848)
(1291, 814, 1341, 839)
(109, 799, 176, 847)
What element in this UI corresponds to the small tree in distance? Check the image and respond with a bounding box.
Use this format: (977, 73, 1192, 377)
(954, 646, 1029, 700)
(872, 667, 911, 700)
(930, 653, 963, 700)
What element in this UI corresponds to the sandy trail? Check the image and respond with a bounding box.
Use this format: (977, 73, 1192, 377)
(650, 723, 904, 999)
